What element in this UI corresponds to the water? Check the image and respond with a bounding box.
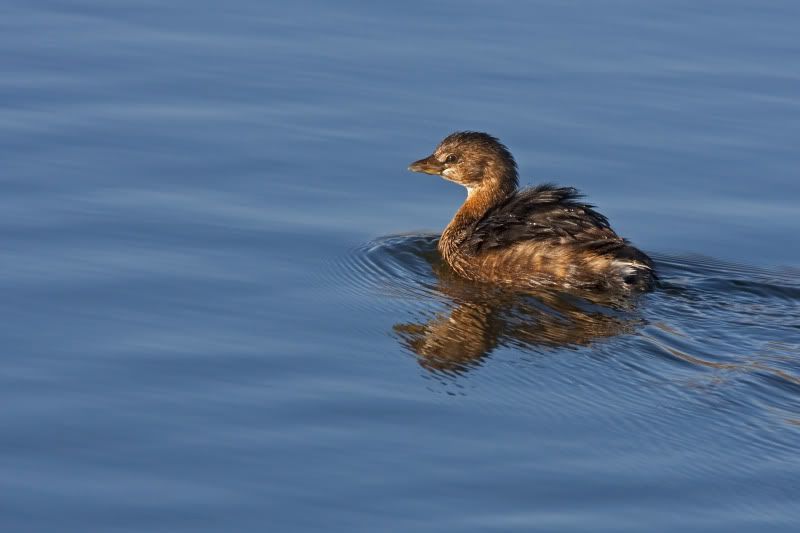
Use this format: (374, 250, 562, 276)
(2, 1, 799, 531)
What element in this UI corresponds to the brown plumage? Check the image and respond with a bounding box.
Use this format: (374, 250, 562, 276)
(408, 131, 655, 292)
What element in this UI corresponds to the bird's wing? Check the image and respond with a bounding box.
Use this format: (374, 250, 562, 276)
(465, 184, 635, 258)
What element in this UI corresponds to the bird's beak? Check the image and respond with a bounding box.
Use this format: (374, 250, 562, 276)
(408, 155, 444, 175)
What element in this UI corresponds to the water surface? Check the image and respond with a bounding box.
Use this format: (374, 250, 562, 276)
(2, 1, 799, 531)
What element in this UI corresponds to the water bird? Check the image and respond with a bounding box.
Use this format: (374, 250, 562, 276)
(408, 131, 655, 292)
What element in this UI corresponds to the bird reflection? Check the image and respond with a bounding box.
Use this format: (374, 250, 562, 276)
(393, 250, 645, 373)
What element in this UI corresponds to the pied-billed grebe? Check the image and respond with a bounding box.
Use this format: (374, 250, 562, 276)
(408, 131, 655, 292)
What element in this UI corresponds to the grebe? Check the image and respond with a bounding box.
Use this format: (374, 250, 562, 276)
(408, 131, 655, 292)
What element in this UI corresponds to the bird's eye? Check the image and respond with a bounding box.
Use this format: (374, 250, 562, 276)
(445, 154, 458, 164)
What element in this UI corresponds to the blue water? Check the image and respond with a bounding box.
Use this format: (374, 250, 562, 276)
(2, 1, 799, 531)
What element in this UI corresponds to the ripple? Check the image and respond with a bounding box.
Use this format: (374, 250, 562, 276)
(329, 234, 800, 427)
(329, 233, 443, 303)
(330, 233, 648, 374)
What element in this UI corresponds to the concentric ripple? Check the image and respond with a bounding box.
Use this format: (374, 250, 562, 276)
(331, 234, 800, 413)
(331, 233, 442, 301)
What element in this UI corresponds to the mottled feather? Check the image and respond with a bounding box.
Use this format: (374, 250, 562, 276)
(465, 184, 610, 252)
(464, 184, 655, 288)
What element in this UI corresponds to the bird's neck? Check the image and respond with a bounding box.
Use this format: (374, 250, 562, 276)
(440, 178, 516, 259)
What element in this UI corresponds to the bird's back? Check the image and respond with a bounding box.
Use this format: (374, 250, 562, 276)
(447, 184, 655, 291)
